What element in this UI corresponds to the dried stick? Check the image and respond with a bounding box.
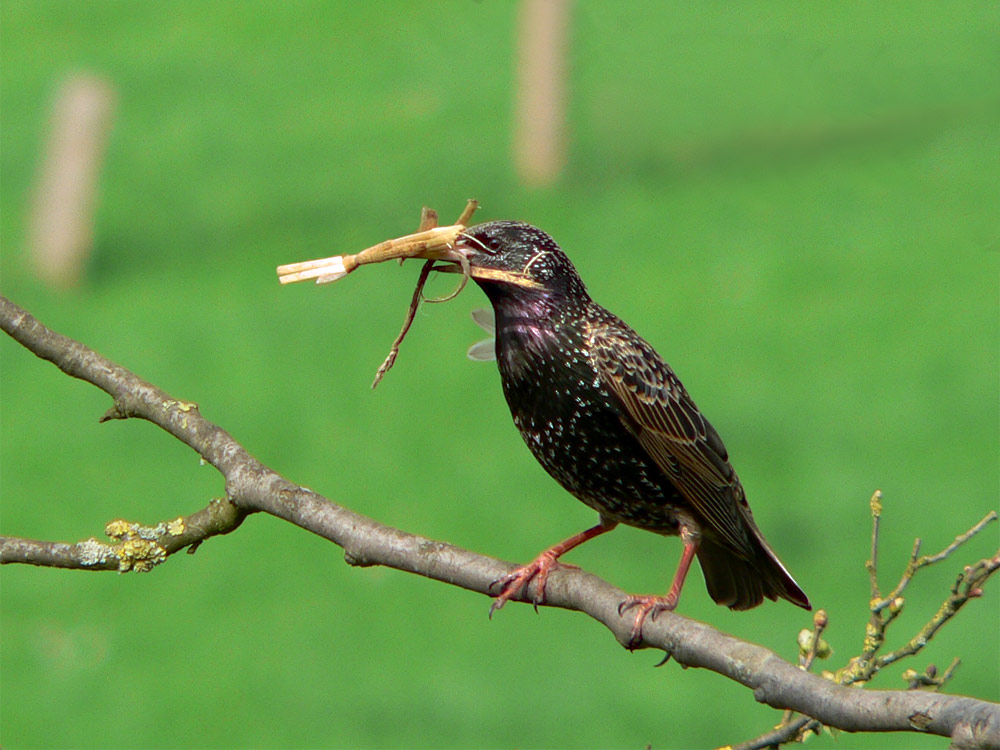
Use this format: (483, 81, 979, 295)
(276, 200, 478, 284)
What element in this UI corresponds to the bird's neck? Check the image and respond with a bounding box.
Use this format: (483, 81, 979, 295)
(486, 288, 583, 333)
(482, 288, 592, 382)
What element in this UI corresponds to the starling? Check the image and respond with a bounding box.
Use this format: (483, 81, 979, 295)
(451, 220, 811, 644)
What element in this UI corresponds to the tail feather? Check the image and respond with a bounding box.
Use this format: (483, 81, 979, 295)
(697, 535, 810, 611)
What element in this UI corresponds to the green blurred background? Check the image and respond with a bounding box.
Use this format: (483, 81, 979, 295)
(2, 2, 997, 748)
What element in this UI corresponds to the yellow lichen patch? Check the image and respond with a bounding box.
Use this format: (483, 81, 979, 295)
(862, 622, 880, 651)
(101, 518, 173, 571)
(869, 489, 883, 518)
(162, 399, 198, 412)
(107, 518, 174, 542)
(105, 519, 134, 541)
(115, 538, 166, 573)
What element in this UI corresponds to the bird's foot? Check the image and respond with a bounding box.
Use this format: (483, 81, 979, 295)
(489, 551, 577, 617)
(618, 594, 678, 649)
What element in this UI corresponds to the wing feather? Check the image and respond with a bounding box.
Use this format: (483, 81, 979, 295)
(588, 321, 756, 558)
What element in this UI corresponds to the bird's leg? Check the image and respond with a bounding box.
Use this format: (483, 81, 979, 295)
(489, 517, 619, 616)
(618, 524, 700, 648)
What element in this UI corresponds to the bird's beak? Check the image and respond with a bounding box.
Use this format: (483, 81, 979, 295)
(440, 238, 545, 290)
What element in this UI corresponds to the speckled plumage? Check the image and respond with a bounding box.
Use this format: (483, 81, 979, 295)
(456, 221, 810, 628)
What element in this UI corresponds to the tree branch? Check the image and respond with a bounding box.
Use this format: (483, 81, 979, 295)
(2, 293, 998, 748)
(0, 498, 244, 571)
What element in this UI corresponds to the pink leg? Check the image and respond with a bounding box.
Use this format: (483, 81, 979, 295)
(618, 525, 700, 648)
(490, 518, 619, 616)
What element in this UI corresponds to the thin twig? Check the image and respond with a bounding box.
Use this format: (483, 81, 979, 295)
(921, 512, 998, 566)
(778, 609, 830, 728)
(936, 657, 962, 691)
(875, 511, 997, 613)
(870, 552, 1000, 675)
(726, 715, 818, 750)
(867, 489, 883, 600)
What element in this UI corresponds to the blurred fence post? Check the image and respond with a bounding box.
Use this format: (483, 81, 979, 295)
(514, 0, 571, 188)
(29, 74, 116, 288)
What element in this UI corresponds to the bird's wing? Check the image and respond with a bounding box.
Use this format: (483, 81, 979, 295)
(588, 321, 756, 558)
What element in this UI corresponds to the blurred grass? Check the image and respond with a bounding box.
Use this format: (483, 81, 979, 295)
(1, 2, 998, 748)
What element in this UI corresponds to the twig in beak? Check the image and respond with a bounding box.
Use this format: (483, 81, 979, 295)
(371, 260, 436, 389)
(277, 201, 482, 389)
(425, 253, 471, 304)
(371, 253, 472, 388)
(399, 207, 441, 268)
(275, 225, 463, 285)
(275, 200, 479, 285)
(454, 200, 479, 226)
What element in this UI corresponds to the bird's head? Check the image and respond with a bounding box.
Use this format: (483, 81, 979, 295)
(451, 221, 590, 301)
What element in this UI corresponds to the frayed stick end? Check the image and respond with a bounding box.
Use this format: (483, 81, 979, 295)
(277, 255, 352, 285)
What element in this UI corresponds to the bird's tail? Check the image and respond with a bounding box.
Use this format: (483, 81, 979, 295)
(696, 534, 811, 611)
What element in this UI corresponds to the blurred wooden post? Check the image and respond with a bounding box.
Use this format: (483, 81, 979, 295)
(29, 74, 116, 288)
(514, 0, 571, 187)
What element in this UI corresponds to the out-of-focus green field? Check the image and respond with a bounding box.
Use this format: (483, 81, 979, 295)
(2, 3, 997, 748)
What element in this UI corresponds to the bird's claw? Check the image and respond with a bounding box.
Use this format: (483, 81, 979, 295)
(489, 553, 573, 617)
(652, 651, 672, 667)
(617, 594, 677, 649)
(489, 566, 541, 617)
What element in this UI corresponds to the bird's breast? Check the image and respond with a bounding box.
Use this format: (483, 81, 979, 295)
(490, 303, 681, 531)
